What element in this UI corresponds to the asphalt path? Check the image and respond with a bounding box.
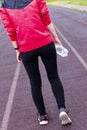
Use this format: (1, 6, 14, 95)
(0, 6, 87, 130)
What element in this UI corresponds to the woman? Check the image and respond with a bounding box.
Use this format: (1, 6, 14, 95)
(0, 0, 72, 126)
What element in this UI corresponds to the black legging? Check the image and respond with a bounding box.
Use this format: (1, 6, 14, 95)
(21, 42, 65, 115)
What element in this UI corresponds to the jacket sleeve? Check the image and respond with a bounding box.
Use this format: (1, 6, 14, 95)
(37, 0, 51, 26)
(0, 8, 17, 41)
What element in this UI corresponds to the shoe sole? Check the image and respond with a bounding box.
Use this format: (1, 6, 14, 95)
(38, 118, 48, 125)
(59, 111, 72, 126)
(39, 120, 48, 125)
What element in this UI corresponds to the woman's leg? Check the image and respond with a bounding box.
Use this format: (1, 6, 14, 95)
(40, 42, 65, 109)
(21, 51, 46, 115)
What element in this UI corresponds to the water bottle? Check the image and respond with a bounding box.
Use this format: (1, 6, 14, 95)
(55, 44, 69, 57)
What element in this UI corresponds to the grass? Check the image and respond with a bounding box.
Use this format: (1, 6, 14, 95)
(46, 0, 87, 6)
(64, 0, 87, 5)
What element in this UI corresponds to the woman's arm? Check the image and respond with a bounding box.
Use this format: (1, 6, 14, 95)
(47, 23, 61, 44)
(0, 8, 21, 62)
(0, 8, 17, 41)
(37, 0, 61, 44)
(37, 0, 51, 26)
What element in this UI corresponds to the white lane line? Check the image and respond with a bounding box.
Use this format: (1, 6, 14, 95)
(54, 25, 87, 70)
(0, 63, 21, 130)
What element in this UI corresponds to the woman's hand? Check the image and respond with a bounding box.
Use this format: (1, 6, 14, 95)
(53, 35, 62, 44)
(16, 50, 22, 62)
(11, 41, 21, 62)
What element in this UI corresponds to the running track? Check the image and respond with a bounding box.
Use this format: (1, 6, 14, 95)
(0, 5, 87, 130)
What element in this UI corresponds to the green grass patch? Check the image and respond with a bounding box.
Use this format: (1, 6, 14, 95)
(46, 0, 87, 6)
(65, 0, 87, 5)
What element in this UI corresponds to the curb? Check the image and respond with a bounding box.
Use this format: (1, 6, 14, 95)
(47, 3, 87, 12)
(58, 4, 87, 12)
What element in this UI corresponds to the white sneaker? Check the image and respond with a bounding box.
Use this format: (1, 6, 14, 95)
(59, 111, 72, 126)
(38, 114, 49, 125)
